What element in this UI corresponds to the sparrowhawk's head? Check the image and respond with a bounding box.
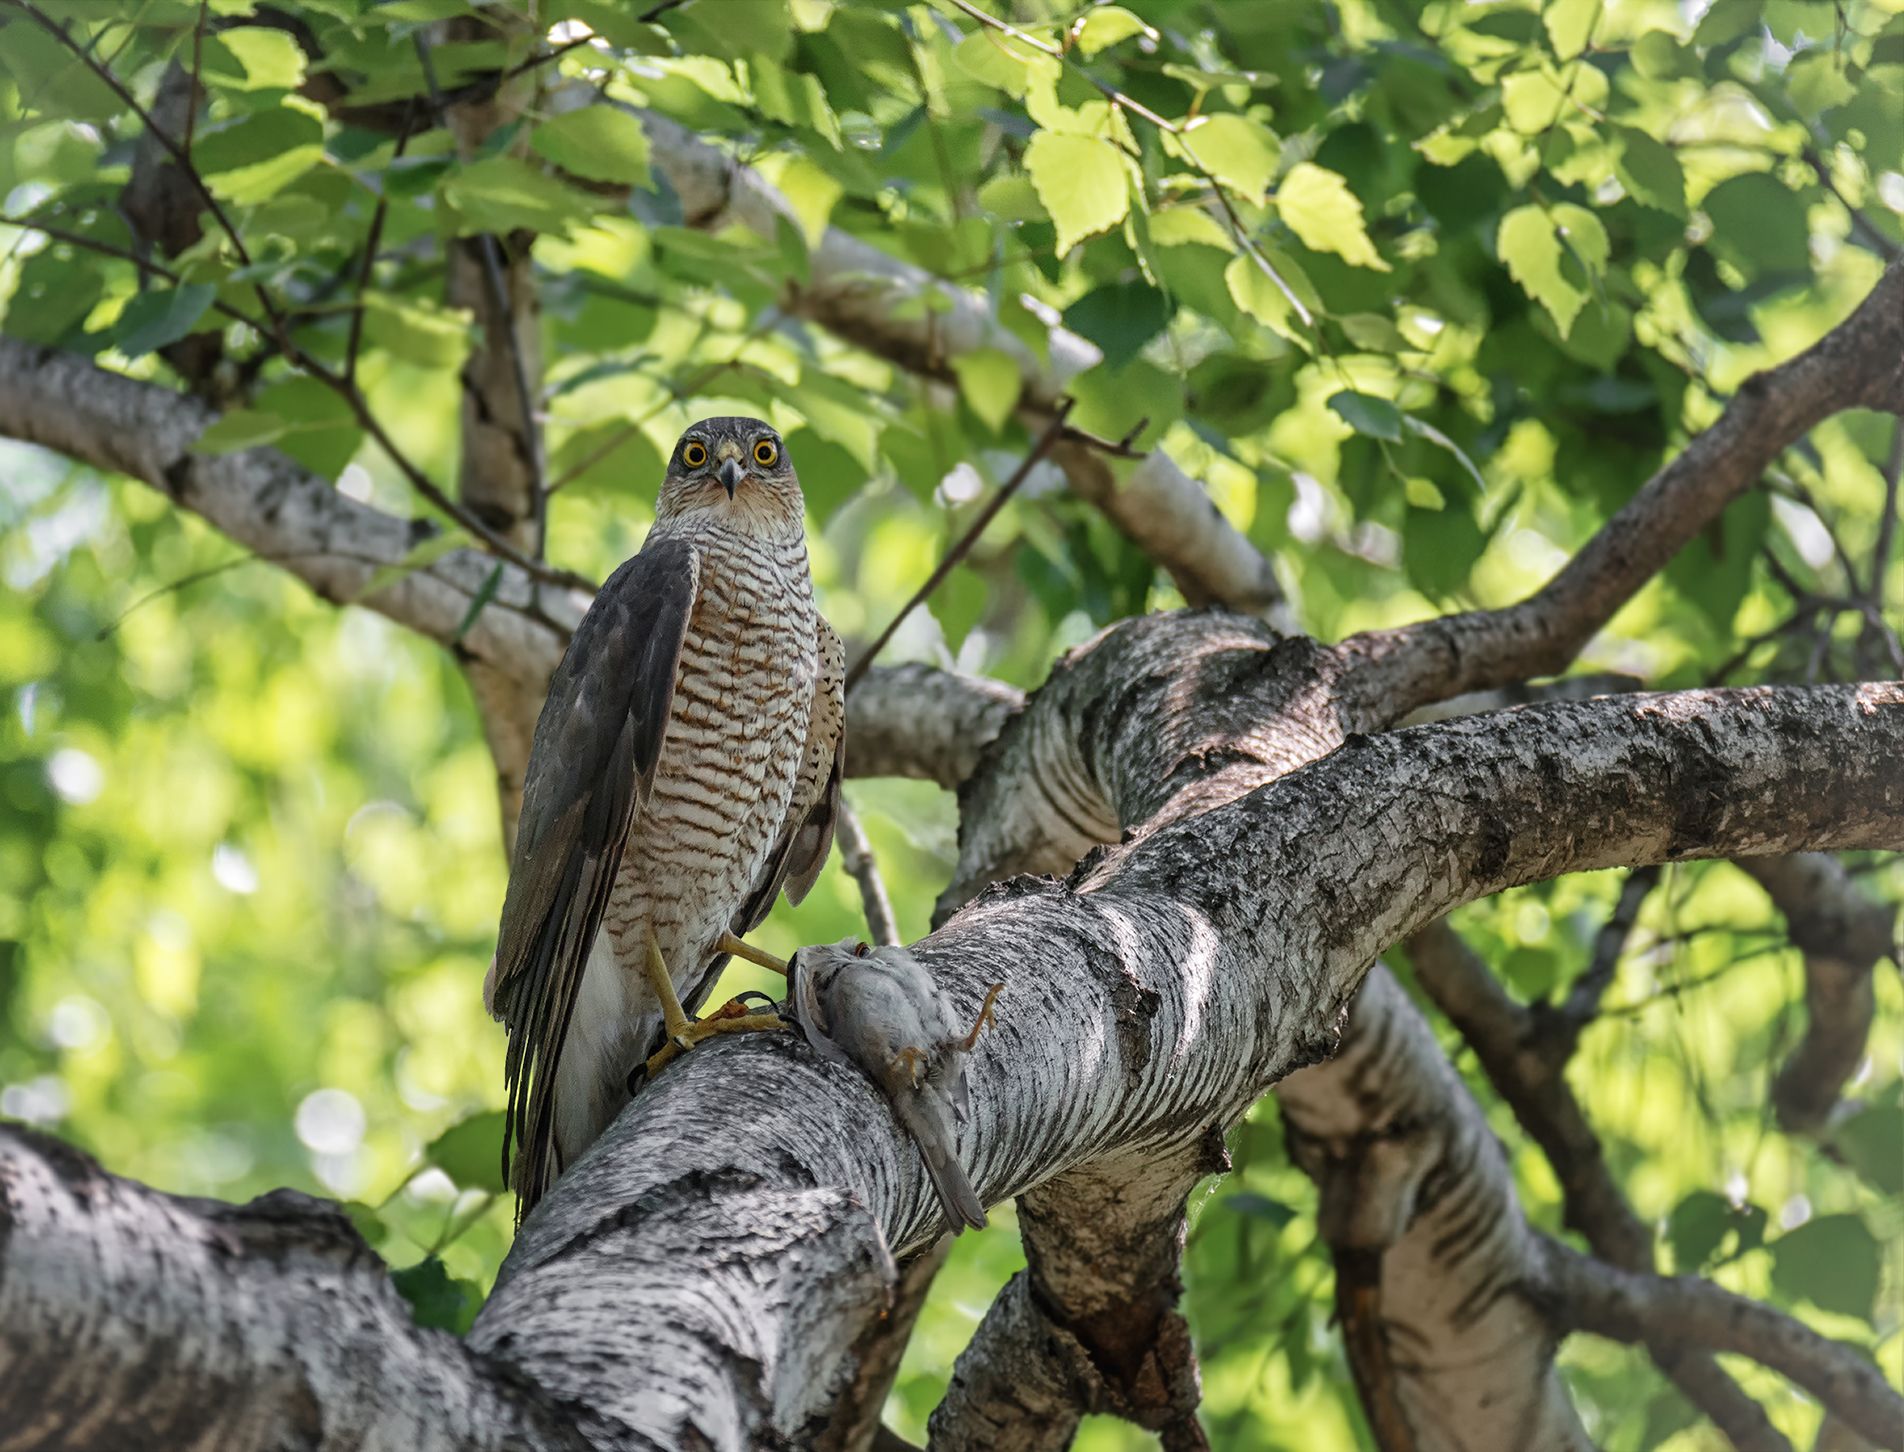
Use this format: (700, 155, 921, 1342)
(656, 417, 805, 538)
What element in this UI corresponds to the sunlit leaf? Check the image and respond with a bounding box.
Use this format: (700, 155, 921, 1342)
(1177, 114, 1279, 201)
(1274, 162, 1387, 272)
(1024, 131, 1130, 256)
(531, 108, 652, 187)
(950, 348, 1022, 434)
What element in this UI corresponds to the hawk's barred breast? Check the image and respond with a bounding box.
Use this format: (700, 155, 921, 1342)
(602, 519, 820, 1047)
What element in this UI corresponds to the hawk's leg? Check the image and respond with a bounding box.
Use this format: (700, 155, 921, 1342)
(715, 930, 790, 977)
(643, 928, 787, 1077)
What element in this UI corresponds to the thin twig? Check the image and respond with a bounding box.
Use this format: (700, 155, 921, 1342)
(834, 799, 899, 948)
(844, 399, 1074, 691)
(346, 117, 415, 386)
(182, 0, 207, 153)
(1548, 867, 1660, 1048)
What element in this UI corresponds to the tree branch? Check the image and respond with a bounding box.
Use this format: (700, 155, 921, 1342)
(1737, 854, 1896, 1134)
(1341, 258, 1904, 718)
(1542, 1237, 1904, 1450)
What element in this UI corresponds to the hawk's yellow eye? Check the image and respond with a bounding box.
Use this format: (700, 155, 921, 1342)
(682, 441, 708, 468)
(753, 439, 778, 468)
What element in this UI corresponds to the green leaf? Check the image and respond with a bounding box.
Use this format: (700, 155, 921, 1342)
(193, 410, 290, 455)
(353, 531, 470, 604)
(1148, 206, 1233, 250)
(1062, 281, 1172, 371)
(1024, 131, 1130, 256)
(1668, 1190, 1733, 1270)
(441, 156, 598, 237)
(1835, 1105, 1904, 1196)
(1614, 128, 1687, 215)
(1327, 389, 1403, 443)
(453, 564, 505, 646)
(1499, 204, 1588, 336)
(1226, 1191, 1296, 1228)
(1543, 0, 1599, 59)
(392, 1256, 482, 1334)
(1702, 173, 1811, 275)
(203, 26, 308, 91)
(951, 32, 1058, 97)
(751, 57, 842, 147)
(1770, 1214, 1881, 1321)
(1275, 162, 1387, 272)
(425, 1109, 508, 1193)
(950, 347, 1022, 434)
(1224, 253, 1309, 339)
(531, 108, 651, 186)
(358, 293, 472, 369)
(113, 285, 217, 358)
(195, 108, 327, 204)
(1666, 488, 1768, 631)
(1177, 113, 1279, 201)
(1073, 6, 1155, 57)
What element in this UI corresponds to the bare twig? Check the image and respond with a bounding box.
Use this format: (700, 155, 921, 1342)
(1872, 420, 1901, 614)
(1544, 1237, 1903, 1450)
(834, 799, 899, 948)
(1550, 866, 1660, 1046)
(844, 399, 1073, 691)
(345, 118, 414, 386)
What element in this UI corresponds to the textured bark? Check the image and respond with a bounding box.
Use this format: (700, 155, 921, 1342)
(1405, 920, 1792, 1452)
(1278, 968, 1591, 1452)
(1738, 855, 1896, 1135)
(0, 1126, 583, 1452)
(3, 611, 1900, 1448)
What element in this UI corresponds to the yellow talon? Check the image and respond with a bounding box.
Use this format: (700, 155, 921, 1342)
(716, 930, 790, 976)
(639, 928, 788, 1078)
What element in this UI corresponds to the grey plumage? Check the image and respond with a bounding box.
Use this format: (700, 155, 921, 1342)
(791, 939, 992, 1233)
(488, 418, 843, 1217)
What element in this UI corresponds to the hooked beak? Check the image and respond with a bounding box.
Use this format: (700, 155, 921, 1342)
(718, 459, 744, 498)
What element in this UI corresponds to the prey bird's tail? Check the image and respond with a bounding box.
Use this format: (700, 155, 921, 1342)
(895, 1091, 988, 1232)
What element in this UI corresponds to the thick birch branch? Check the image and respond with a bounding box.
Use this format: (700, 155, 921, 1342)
(1277, 967, 1592, 1452)
(0, 1126, 582, 1452)
(4, 606, 1900, 1447)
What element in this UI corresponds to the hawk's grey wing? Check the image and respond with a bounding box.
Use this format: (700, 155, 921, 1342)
(733, 615, 845, 936)
(489, 536, 698, 1215)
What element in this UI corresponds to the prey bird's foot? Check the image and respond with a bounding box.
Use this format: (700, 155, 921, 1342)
(644, 1010, 790, 1078)
(958, 982, 1005, 1052)
(891, 1044, 926, 1088)
(716, 930, 790, 977)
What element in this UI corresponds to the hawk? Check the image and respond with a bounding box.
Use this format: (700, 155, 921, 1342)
(487, 417, 845, 1216)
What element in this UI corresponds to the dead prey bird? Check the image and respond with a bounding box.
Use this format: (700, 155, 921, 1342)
(791, 940, 1002, 1232)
